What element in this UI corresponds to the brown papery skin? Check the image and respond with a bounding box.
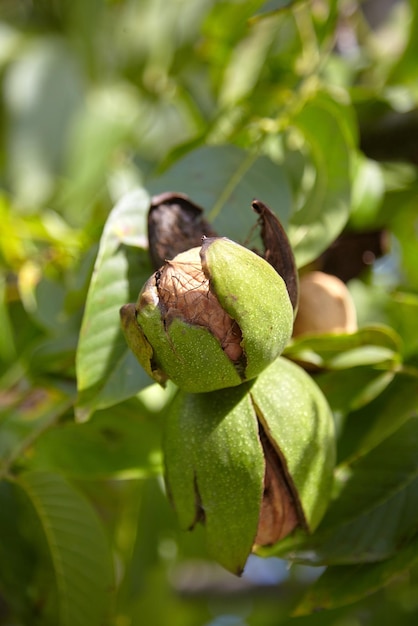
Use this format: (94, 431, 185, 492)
(255, 430, 299, 546)
(156, 248, 243, 363)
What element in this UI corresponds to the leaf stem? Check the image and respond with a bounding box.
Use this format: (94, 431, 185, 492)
(207, 151, 259, 221)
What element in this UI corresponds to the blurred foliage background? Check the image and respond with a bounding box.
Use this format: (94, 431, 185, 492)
(1, 0, 418, 625)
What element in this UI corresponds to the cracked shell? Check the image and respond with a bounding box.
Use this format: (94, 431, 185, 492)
(120, 237, 293, 393)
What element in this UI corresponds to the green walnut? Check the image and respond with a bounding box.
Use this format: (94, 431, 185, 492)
(164, 357, 336, 574)
(120, 236, 293, 393)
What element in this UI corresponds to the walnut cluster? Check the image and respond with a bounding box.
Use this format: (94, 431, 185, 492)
(155, 247, 243, 363)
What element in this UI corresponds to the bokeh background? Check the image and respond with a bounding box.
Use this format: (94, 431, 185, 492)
(1, 1, 418, 625)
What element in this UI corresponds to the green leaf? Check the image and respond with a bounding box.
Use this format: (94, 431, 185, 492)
(294, 531, 418, 614)
(388, 291, 418, 359)
(149, 145, 292, 245)
(389, 0, 418, 84)
(76, 188, 153, 420)
(349, 154, 385, 230)
(390, 203, 418, 291)
(0, 479, 54, 622)
(16, 472, 114, 626)
(253, 0, 298, 18)
(26, 397, 163, 479)
(280, 417, 418, 566)
(288, 92, 354, 266)
(164, 385, 265, 575)
(316, 367, 395, 415)
(285, 325, 402, 369)
(0, 386, 73, 477)
(4, 38, 84, 207)
(0, 274, 16, 364)
(218, 12, 279, 106)
(62, 96, 136, 226)
(341, 369, 418, 461)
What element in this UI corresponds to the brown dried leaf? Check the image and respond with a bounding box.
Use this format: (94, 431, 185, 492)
(148, 192, 218, 269)
(252, 199, 299, 312)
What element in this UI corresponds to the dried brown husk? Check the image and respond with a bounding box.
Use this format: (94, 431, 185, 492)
(252, 199, 299, 313)
(148, 192, 217, 269)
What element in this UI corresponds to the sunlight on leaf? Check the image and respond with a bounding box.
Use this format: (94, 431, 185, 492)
(76, 188, 152, 420)
(27, 398, 163, 479)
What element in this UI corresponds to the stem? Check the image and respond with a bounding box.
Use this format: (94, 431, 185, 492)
(207, 151, 259, 222)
